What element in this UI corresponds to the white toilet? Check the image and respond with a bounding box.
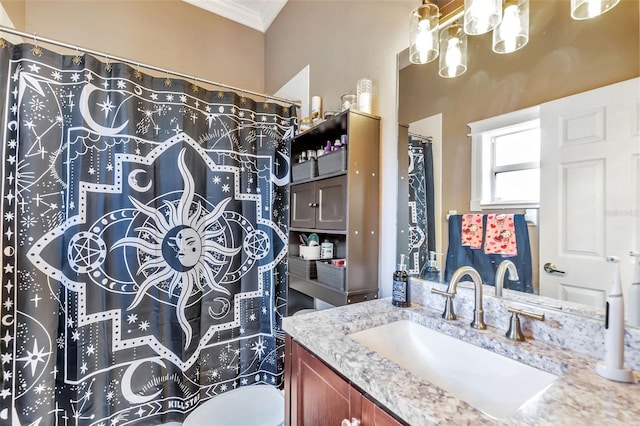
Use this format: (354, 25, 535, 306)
(182, 384, 285, 426)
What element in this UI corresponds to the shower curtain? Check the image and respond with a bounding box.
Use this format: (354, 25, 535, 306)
(408, 137, 435, 277)
(0, 40, 295, 425)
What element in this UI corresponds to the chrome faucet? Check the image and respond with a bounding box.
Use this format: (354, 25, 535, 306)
(431, 265, 487, 330)
(494, 260, 519, 297)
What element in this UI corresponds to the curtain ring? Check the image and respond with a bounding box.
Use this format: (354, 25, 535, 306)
(104, 53, 113, 72)
(164, 69, 172, 88)
(191, 75, 199, 94)
(134, 63, 143, 80)
(72, 46, 82, 65)
(31, 33, 43, 57)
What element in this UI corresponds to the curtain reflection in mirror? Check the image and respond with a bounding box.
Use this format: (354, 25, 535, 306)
(408, 135, 436, 277)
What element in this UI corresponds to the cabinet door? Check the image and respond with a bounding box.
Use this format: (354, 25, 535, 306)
(362, 396, 404, 426)
(316, 175, 347, 230)
(291, 182, 317, 229)
(292, 341, 361, 426)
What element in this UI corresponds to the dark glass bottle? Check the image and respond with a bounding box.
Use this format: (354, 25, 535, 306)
(392, 254, 410, 307)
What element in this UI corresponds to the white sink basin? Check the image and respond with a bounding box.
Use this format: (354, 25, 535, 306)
(348, 320, 559, 419)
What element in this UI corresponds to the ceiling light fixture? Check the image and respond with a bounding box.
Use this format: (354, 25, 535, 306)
(409, 0, 440, 64)
(492, 0, 529, 54)
(570, 0, 620, 20)
(439, 23, 467, 78)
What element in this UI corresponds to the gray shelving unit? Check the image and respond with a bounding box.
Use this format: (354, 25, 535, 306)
(287, 109, 380, 309)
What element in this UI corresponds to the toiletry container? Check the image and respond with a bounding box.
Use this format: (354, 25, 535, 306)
(595, 256, 635, 383)
(392, 254, 410, 307)
(357, 78, 373, 114)
(320, 240, 333, 259)
(425, 251, 440, 280)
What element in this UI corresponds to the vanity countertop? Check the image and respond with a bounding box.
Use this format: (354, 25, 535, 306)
(282, 297, 640, 425)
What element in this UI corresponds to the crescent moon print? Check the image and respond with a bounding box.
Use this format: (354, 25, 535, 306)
(1, 45, 295, 425)
(128, 169, 153, 192)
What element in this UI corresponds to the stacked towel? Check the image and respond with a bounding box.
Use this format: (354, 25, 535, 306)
(445, 214, 533, 293)
(461, 214, 484, 249)
(484, 214, 517, 256)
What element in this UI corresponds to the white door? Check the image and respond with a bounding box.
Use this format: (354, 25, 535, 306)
(539, 78, 640, 309)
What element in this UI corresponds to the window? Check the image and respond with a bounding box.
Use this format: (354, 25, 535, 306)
(469, 106, 540, 210)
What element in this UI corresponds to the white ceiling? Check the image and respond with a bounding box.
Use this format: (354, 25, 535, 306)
(183, 0, 288, 33)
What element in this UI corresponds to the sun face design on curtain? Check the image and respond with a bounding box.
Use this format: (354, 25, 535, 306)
(111, 149, 241, 347)
(0, 41, 294, 425)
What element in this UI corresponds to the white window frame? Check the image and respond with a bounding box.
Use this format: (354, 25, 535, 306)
(469, 106, 541, 211)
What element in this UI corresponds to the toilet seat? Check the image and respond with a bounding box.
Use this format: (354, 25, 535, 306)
(183, 384, 284, 426)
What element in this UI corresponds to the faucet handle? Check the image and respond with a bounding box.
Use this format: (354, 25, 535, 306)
(431, 288, 457, 320)
(506, 306, 545, 341)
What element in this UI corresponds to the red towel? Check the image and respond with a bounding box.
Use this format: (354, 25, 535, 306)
(485, 214, 517, 256)
(461, 214, 483, 249)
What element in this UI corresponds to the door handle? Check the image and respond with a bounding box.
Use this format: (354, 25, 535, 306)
(543, 262, 565, 275)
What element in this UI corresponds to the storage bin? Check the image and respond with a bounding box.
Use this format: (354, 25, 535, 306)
(292, 159, 317, 181)
(289, 256, 317, 279)
(317, 149, 347, 176)
(316, 260, 346, 291)
(299, 245, 320, 260)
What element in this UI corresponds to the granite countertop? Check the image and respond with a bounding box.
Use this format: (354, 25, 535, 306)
(283, 289, 640, 425)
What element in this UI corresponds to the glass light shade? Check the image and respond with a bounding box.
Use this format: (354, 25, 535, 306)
(464, 0, 503, 35)
(439, 24, 467, 78)
(409, 2, 439, 64)
(492, 0, 529, 54)
(571, 0, 620, 19)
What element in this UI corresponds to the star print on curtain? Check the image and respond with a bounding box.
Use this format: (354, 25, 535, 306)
(0, 40, 295, 425)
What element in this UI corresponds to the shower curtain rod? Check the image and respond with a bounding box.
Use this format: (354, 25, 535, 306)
(0, 25, 301, 107)
(408, 132, 433, 142)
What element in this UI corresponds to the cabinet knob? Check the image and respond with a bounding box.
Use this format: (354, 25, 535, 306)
(340, 418, 361, 426)
(308, 202, 319, 208)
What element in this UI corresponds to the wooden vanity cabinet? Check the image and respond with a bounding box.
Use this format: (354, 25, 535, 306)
(285, 335, 405, 426)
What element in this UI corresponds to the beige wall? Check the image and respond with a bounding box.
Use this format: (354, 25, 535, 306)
(2, 0, 24, 29)
(2, 0, 265, 92)
(266, 0, 416, 296)
(399, 0, 639, 283)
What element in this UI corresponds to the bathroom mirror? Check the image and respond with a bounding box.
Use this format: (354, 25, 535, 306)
(396, 0, 640, 320)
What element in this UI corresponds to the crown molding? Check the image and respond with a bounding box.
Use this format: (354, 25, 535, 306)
(183, 0, 287, 33)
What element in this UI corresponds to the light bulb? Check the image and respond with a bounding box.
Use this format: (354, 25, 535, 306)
(416, 20, 434, 63)
(464, 0, 502, 35)
(471, 0, 492, 32)
(588, 0, 603, 16)
(500, 4, 521, 53)
(445, 38, 462, 78)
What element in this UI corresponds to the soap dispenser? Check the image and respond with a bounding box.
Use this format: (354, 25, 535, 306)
(425, 251, 440, 281)
(392, 254, 410, 307)
(595, 256, 635, 383)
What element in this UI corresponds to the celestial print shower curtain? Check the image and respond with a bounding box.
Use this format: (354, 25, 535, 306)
(0, 40, 295, 425)
(408, 137, 435, 277)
